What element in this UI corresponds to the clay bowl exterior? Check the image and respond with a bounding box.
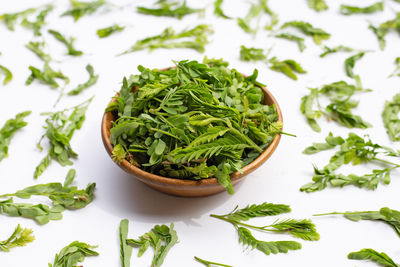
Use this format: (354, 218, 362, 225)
(101, 80, 283, 197)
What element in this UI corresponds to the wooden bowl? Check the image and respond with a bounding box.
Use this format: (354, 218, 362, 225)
(101, 81, 283, 197)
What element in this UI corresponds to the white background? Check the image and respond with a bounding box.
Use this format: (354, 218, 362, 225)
(0, 0, 399, 266)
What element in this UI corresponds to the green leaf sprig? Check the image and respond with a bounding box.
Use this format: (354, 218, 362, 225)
(314, 207, 400, 237)
(281, 20, 330, 45)
(348, 248, 399, 267)
(61, 0, 106, 21)
(340, 2, 384, 16)
(383, 93, 400, 141)
(126, 223, 178, 267)
(48, 29, 83, 56)
(0, 111, 31, 162)
(119, 24, 213, 55)
(107, 59, 281, 194)
(214, 0, 230, 19)
(34, 98, 92, 178)
(275, 33, 306, 52)
(0, 7, 37, 31)
(25, 41, 51, 62)
(21, 4, 53, 36)
(239, 45, 266, 61)
(301, 132, 400, 192)
(389, 57, 400, 78)
(0, 169, 95, 224)
(307, 0, 328, 12)
(137, 0, 203, 19)
(97, 24, 125, 38)
(194, 256, 233, 267)
(0, 224, 35, 252)
(319, 45, 354, 58)
(237, 0, 278, 34)
(67, 64, 98, 95)
(369, 13, 400, 50)
(344, 52, 366, 89)
(119, 219, 133, 267)
(0, 65, 12, 85)
(49, 241, 99, 267)
(26, 63, 69, 89)
(300, 81, 371, 132)
(269, 57, 307, 80)
(210, 203, 318, 256)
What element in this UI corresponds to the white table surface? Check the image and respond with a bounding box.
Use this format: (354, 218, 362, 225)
(0, 0, 399, 266)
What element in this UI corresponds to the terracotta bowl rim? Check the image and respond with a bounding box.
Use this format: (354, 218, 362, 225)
(101, 75, 283, 188)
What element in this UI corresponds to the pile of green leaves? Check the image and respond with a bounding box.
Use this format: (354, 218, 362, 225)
(0, 111, 31, 162)
(106, 59, 281, 194)
(237, 0, 278, 33)
(369, 12, 400, 50)
(315, 207, 400, 237)
(301, 132, 400, 192)
(97, 24, 125, 38)
(61, 0, 105, 21)
(211, 202, 319, 256)
(0, 224, 35, 252)
(34, 98, 92, 178)
(137, 0, 203, 19)
(382, 93, 400, 141)
(281, 21, 330, 45)
(0, 169, 95, 224)
(126, 223, 178, 267)
(348, 249, 399, 267)
(340, 2, 384, 16)
(300, 81, 371, 132)
(49, 241, 99, 267)
(120, 24, 213, 55)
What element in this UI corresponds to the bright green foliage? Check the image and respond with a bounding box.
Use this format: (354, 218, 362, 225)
(68, 64, 98, 95)
(61, 0, 105, 21)
(0, 7, 36, 31)
(0, 170, 95, 224)
(344, 52, 366, 89)
(194, 256, 233, 267)
(275, 33, 306, 52)
(383, 93, 400, 141)
(369, 13, 400, 50)
(119, 219, 133, 267)
(214, 0, 230, 19)
(0, 111, 31, 162)
(301, 133, 400, 192)
(126, 223, 178, 267)
(340, 2, 384, 15)
(25, 41, 51, 62)
(307, 0, 328, 11)
(26, 63, 69, 89)
(389, 57, 400, 77)
(300, 81, 371, 132)
(120, 24, 213, 55)
(34, 98, 92, 178)
(107, 59, 281, 194)
(319, 45, 354, 58)
(239, 45, 266, 61)
(0, 65, 12, 85)
(348, 249, 399, 267)
(269, 57, 307, 80)
(281, 21, 330, 45)
(211, 203, 316, 256)
(21, 5, 53, 36)
(237, 0, 278, 34)
(48, 29, 83, 56)
(137, 0, 203, 19)
(0, 224, 35, 252)
(49, 241, 99, 267)
(97, 24, 125, 38)
(315, 207, 400, 238)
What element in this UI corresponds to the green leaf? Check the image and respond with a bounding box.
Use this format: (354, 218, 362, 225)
(340, 2, 384, 15)
(67, 64, 98, 95)
(194, 256, 233, 267)
(307, 0, 328, 11)
(239, 45, 266, 61)
(137, 1, 203, 19)
(97, 24, 125, 38)
(26, 63, 69, 89)
(49, 241, 99, 267)
(369, 13, 400, 50)
(268, 218, 320, 241)
(348, 249, 399, 267)
(275, 33, 306, 52)
(21, 5, 53, 36)
(0, 224, 35, 252)
(25, 41, 51, 62)
(303, 132, 344, 154)
(237, 0, 278, 34)
(0, 65, 12, 85)
(48, 29, 83, 56)
(119, 219, 133, 267)
(382, 93, 400, 141)
(224, 202, 291, 221)
(319, 45, 354, 58)
(214, 0, 231, 19)
(344, 52, 365, 78)
(281, 20, 330, 44)
(269, 57, 307, 80)
(0, 111, 31, 161)
(61, 0, 105, 21)
(0, 7, 36, 31)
